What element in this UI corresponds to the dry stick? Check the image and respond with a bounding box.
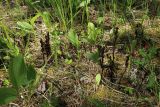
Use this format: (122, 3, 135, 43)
(97, 45, 105, 71)
(109, 27, 119, 82)
(45, 32, 51, 58)
(109, 56, 116, 82)
(112, 27, 118, 62)
(40, 38, 45, 65)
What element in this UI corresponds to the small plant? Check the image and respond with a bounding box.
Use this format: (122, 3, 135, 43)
(134, 46, 157, 69)
(87, 22, 102, 45)
(17, 21, 34, 33)
(95, 73, 101, 86)
(68, 28, 81, 59)
(0, 54, 36, 105)
(124, 86, 135, 95)
(0, 23, 19, 57)
(68, 29, 80, 49)
(2, 79, 10, 87)
(132, 46, 160, 102)
(86, 50, 99, 63)
(50, 30, 62, 66)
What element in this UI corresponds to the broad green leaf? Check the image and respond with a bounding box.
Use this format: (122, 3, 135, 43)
(17, 21, 33, 32)
(9, 55, 28, 89)
(88, 22, 95, 36)
(95, 73, 101, 85)
(0, 88, 18, 105)
(8, 55, 36, 89)
(68, 29, 80, 49)
(87, 22, 97, 44)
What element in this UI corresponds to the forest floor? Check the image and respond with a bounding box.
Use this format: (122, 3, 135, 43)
(0, 4, 160, 107)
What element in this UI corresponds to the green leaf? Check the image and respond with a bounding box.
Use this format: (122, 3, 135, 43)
(68, 29, 80, 49)
(0, 36, 19, 56)
(42, 12, 51, 30)
(95, 73, 101, 86)
(17, 21, 33, 32)
(124, 87, 134, 95)
(87, 22, 97, 44)
(3, 79, 10, 86)
(147, 72, 156, 89)
(27, 65, 36, 82)
(9, 55, 28, 89)
(9, 55, 36, 89)
(0, 37, 8, 49)
(0, 88, 18, 105)
(88, 22, 95, 36)
(97, 17, 104, 24)
(86, 51, 99, 63)
(133, 59, 145, 66)
(148, 47, 157, 59)
(138, 49, 146, 58)
(130, 40, 137, 52)
(79, 0, 91, 7)
(30, 13, 41, 26)
(65, 59, 73, 65)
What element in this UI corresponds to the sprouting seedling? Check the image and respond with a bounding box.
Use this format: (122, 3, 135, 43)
(68, 29, 80, 49)
(87, 22, 101, 45)
(68, 29, 81, 59)
(95, 73, 101, 86)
